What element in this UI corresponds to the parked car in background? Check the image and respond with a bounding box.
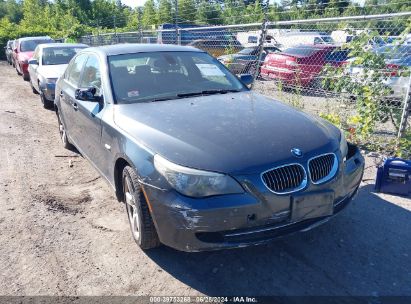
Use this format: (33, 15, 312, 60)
(5, 40, 15, 65)
(28, 43, 88, 108)
(236, 31, 279, 47)
(260, 45, 349, 87)
(275, 32, 335, 49)
(188, 39, 243, 57)
(331, 30, 354, 45)
(13, 36, 54, 81)
(158, 23, 240, 46)
(55, 44, 364, 252)
(218, 46, 281, 75)
(347, 44, 411, 102)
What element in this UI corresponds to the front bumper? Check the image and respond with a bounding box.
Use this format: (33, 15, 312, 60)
(40, 82, 56, 101)
(145, 144, 364, 252)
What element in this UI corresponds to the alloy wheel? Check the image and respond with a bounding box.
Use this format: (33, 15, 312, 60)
(124, 174, 140, 240)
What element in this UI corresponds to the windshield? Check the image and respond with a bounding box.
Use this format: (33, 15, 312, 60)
(239, 48, 257, 55)
(109, 51, 247, 104)
(21, 39, 53, 52)
(321, 36, 334, 43)
(42, 47, 86, 65)
(284, 46, 318, 57)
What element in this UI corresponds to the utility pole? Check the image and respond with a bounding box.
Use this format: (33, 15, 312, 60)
(175, 0, 179, 44)
(251, 0, 269, 89)
(137, 8, 143, 43)
(113, 15, 119, 44)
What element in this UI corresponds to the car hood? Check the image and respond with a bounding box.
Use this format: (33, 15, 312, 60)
(114, 92, 340, 174)
(18, 51, 34, 61)
(37, 64, 68, 79)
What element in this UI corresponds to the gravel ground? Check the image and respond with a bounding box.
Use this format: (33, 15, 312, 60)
(0, 61, 411, 296)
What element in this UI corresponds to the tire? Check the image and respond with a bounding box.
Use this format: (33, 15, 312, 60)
(57, 110, 73, 150)
(30, 80, 39, 94)
(40, 91, 53, 109)
(122, 166, 160, 250)
(16, 64, 22, 76)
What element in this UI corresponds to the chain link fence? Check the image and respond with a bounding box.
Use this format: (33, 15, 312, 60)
(79, 12, 411, 156)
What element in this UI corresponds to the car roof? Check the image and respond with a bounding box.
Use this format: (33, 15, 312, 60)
(285, 44, 336, 50)
(18, 36, 53, 42)
(83, 43, 204, 56)
(38, 43, 88, 49)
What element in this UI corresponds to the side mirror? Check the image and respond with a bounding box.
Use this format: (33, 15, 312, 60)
(239, 74, 253, 86)
(13, 48, 17, 53)
(75, 87, 101, 102)
(28, 58, 38, 65)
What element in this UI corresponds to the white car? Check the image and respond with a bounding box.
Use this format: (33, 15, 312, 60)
(28, 43, 88, 108)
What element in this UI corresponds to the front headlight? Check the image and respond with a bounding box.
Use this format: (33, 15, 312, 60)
(154, 154, 244, 198)
(46, 78, 57, 84)
(339, 130, 348, 161)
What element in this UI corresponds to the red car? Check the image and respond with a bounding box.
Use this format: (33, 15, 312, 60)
(260, 45, 349, 87)
(13, 36, 54, 81)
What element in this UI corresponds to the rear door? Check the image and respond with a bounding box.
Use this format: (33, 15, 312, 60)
(59, 53, 88, 144)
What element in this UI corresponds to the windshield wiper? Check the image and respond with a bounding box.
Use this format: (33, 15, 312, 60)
(177, 89, 241, 98)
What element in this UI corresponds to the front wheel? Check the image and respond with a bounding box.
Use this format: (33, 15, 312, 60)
(16, 65, 22, 75)
(30, 80, 39, 94)
(57, 110, 73, 150)
(40, 91, 53, 109)
(123, 166, 160, 250)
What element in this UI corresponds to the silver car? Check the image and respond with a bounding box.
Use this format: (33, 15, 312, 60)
(347, 45, 411, 103)
(28, 43, 88, 109)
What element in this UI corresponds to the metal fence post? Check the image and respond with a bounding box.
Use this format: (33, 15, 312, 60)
(397, 69, 411, 139)
(177, 29, 182, 45)
(250, 18, 268, 89)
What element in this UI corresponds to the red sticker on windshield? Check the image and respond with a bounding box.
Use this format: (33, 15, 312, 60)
(128, 90, 139, 97)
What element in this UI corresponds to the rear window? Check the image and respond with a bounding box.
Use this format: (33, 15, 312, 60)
(21, 39, 53, 52)
(283, 46, 318, 57)
(325, 50, 349, 62)
(42, 47, 86, 65)
(239, 48, 258, 55)
(321, 36, 334, 43)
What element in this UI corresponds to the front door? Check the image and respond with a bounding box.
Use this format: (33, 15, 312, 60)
(59, 54, 88, 143)
(72, 54, 106, 170)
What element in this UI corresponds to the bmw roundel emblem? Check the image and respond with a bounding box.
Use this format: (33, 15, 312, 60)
(291, 148, 303, 158)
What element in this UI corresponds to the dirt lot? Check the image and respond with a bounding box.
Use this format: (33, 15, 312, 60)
(0, 61, 411, 296)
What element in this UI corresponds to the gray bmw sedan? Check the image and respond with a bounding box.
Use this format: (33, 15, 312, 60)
(54, 44, 364, 252)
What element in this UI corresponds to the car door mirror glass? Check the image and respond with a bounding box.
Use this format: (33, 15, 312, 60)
(75, 87, 101, 102)
(28, 59, 38, 65)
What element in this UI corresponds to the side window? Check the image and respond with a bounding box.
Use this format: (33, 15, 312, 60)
(80, 55, 102, 95)
(66, 54, 88, 86)
(314, 37, 322, 44)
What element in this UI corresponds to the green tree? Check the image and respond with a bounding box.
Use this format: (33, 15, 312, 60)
(196, 0, 223, 25)
(158, 0, 173, 24)
(178, 0, 196, 23)
(142, 0, 158, 28)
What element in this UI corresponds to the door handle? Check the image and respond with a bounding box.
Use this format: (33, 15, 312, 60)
(72, 102, 78, 110)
